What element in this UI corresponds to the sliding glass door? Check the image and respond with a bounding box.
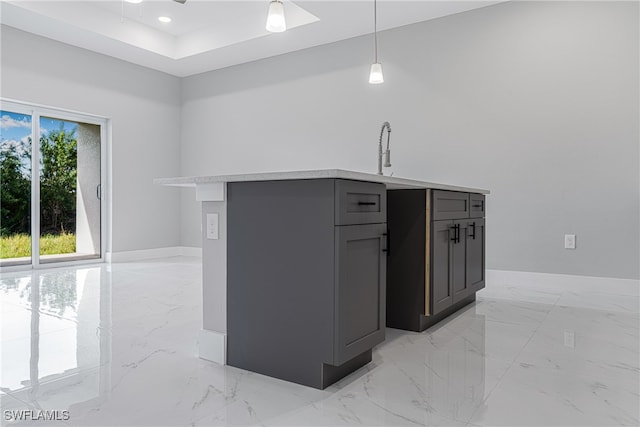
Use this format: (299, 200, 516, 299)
(0, 101, 106, 268)
(0, 109, 32, 266)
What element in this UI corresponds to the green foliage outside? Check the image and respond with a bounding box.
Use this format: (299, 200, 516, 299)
(1, 125, 77, 258)
(39, 127, 77, 234)
(0, 232, 76, 258)
(0, 138, 31, 235)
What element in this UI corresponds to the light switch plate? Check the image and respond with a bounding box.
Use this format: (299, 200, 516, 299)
(207, 213, 219, 240)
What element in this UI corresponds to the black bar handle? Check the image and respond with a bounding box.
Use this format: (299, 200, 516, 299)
(358, 202, 377, 206)
(469, 222, 476, 240)
(451, 224, 460, 243)
(472, 204, 483, 208)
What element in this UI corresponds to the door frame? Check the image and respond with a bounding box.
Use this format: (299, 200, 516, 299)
(0, 98, 111, 271)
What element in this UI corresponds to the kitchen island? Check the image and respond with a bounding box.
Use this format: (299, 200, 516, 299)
(156, 170, 489, 389)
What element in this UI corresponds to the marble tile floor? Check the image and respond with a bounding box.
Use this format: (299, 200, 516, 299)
(1, 257, 638, 426)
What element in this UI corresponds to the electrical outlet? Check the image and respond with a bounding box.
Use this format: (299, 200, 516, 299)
(564, 234, 576, 249)
(564, 330, 575, 348)
(206, 213, 219, 240)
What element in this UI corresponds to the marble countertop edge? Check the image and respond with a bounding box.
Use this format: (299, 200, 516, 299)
(154, 169, 490, 194)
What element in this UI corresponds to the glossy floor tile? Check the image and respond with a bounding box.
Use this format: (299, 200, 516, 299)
(1, 257, 638, 426)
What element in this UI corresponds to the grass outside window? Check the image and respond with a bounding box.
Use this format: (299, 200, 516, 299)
(0, 233, 76, 258)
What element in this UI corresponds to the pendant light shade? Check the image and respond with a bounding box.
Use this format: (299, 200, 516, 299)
(266, 0, 286, 33)
(369, 63, 384, 84)
(369, 0, 384, 84)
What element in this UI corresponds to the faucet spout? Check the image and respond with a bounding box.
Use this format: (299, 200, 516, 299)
(377, 121, 392, 175)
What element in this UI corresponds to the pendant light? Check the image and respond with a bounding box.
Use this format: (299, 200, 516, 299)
(266, 0, 286, 33)
(369, 0, 384, 84)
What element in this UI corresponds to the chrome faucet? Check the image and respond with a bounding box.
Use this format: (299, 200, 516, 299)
(377, 121, 392, 175)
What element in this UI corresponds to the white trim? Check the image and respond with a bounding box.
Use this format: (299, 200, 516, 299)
(102, 119, 111, 263)
(198, 329, 226, 365)
(196, 183, 226, 202)
(106, 246, 202, 263)
(1, 257, 104, 273)
(1, 98, 109, 123)
(486, 269, 639, 295)
(180, 246, 202, 257)
(32, 111, 41, 268)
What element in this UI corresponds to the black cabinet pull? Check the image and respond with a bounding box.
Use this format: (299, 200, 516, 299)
(469, 222, 476, 240)
(472, 204, 483, 208)
(450, 224, 460, 244)
(358, 202, 376, 206)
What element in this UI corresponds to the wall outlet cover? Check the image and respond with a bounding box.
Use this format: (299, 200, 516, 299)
(207, 213, 219, 240)
(564, 234, 576, 249)
(564, 330, 575, 348)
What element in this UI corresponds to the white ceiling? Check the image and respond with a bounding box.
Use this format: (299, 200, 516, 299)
(1, 0, 501, 77)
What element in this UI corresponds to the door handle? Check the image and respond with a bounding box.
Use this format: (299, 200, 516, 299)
(469, 222, 476, 240)
(358, 202, 376, 206)
(96, 184, 101, 200)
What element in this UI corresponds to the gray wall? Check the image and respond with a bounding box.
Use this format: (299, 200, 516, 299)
(1, 26, 182, 253)
(181, 1, 639, 279)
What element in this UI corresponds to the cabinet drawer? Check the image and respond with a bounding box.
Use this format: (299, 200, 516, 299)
(469, 193, 485, 218)
(335, 180, 386, 225)
(432, 190, 469, 220)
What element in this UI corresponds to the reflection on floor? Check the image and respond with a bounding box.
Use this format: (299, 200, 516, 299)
(1, 257, 638, 426)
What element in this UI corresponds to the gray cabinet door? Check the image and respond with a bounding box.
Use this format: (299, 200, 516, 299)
(334, 223, 386, 365)
(452, 219, 469, 304)
(432, 220, 454, 315)
(466, 218, 485, 292)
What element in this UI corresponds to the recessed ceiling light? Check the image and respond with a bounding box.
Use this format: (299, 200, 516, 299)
(124, 0, 143, 4)
(158, 16, 172, 23)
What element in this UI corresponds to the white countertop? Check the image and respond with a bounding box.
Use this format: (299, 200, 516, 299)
(154, 169, 490, 194)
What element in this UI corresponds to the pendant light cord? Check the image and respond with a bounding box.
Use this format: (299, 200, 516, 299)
(373, 0, 378, 63)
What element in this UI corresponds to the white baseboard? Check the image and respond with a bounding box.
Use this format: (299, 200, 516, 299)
(198, 329, 226, 365)
(106, 246, 202, 262)
(486, 269, 639, 295)
(179, 246, 202, 257)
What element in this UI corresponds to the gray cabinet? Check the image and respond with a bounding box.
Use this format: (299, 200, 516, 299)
(335, 223, 386, 365)
(387, 189, 486, 331)
(469, 194, 485, 218)
(432, 190, 470, 220)
(335, 179, 386, 225)
(431, 220, 454, 315)
(466, 218, 485, 293)
(432, 193, 486, 315)
(227, 178, 386, 389)
(451, 219, 469, 304)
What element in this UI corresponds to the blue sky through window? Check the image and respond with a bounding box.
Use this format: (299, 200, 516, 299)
(1, 111, 78, 172)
